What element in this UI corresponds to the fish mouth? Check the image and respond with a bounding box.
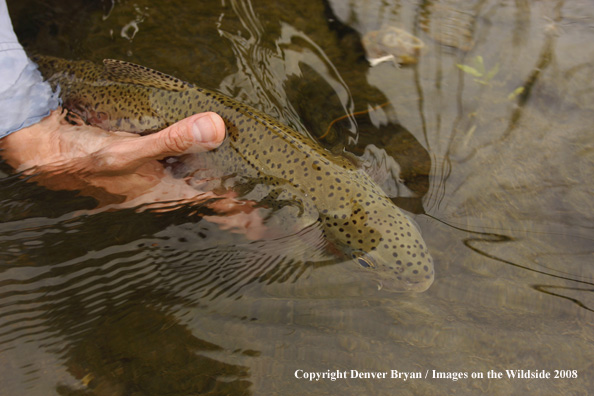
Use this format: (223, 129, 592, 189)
(376, 280, 383, 291)
(373, 274, 434, 293)
(401, 279, 433, 292)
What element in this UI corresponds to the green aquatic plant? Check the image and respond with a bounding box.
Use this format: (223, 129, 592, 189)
(457, 56, 525, 100)
(456, 55, 499, 85)
(507, 86, 525, 100)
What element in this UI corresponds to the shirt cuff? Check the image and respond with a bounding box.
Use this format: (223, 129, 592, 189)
(0, 49, 61, 138)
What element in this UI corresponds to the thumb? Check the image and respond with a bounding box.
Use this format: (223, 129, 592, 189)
(89, 112, 226, 174)
(136, 112, 226, 159)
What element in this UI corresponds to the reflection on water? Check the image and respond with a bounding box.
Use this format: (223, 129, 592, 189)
(2, 0, 594, 394)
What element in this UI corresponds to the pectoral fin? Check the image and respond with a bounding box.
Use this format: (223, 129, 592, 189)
(357, 144, 416, 198)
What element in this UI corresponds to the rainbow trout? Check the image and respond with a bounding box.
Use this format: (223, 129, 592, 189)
(34, 55, 434, 292)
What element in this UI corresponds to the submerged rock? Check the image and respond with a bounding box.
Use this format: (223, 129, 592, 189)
(361, 26, 425, 66)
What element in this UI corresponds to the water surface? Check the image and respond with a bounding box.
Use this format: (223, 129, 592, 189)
(2, 0, 593, 394)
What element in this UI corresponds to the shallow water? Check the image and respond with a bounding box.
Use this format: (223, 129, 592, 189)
(2, 0, 593, 395)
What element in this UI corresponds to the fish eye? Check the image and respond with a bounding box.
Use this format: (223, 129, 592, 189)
(357, 257, 373, 268)
(352, 251, 376, 269)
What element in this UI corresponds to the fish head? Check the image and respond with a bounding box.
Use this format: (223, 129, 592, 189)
(321, 199, 434, 292)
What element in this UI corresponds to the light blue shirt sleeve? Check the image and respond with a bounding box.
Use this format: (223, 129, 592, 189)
(0, 0, 60, 138)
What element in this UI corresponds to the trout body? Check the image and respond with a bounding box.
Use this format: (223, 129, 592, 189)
(34, 55, 433, 292)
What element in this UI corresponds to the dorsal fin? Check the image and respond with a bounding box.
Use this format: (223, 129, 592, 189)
(102, 59, 192, 91)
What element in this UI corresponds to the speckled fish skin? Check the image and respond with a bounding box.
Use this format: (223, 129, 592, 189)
(34, 55, 434, 292)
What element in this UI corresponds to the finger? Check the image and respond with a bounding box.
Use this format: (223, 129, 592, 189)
(91, 112, 226, 173)
(137, 112, 226, 158)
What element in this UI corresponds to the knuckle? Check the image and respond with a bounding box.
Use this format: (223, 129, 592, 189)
(159, 125, 191, 153)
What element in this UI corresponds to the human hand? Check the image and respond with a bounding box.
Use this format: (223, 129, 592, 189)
(0, 108, 265, 239)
